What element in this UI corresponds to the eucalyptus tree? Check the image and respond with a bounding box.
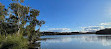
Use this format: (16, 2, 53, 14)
(0, 0, 45, 43)
(8, 0, 45, 43)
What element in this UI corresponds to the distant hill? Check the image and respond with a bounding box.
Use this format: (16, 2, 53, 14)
(96, 28, 111, 34)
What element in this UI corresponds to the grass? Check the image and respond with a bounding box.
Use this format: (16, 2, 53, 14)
(0, 34, 28, 49)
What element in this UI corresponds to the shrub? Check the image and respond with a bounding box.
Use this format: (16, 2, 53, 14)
(0, 34, 28, 49)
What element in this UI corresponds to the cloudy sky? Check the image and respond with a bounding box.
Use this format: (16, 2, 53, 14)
(1, 0, 111, 32)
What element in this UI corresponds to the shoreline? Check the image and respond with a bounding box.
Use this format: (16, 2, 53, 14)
(41, 32, 111, 36)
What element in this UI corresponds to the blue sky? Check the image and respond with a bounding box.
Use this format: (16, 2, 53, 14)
(1, 0, 111, 32)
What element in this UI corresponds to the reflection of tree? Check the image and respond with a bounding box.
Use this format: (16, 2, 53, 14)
(97, 36, 111, 41)
(35, 42, 41, 49)
(29, 42, 41, 49)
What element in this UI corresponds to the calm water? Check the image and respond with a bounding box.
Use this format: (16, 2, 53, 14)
(36, 34, 111, 49)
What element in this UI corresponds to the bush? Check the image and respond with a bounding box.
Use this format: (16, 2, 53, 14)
(0, 34, 28, 49)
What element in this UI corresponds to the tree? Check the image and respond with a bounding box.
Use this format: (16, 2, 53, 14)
(0, 0, 45, 43)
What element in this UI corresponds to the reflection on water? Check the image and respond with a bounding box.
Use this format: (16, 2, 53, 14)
(75, 36, 111, 46)
(36, 34, 111, 49)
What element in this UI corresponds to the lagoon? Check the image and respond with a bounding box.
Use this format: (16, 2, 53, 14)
(37, 34, 111, 49)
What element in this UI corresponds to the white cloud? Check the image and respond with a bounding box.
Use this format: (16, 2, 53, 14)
(45, 26, 48, 27)
(100, 22, 111, 25)
(106, 27, 111, 28)
(45, 28, 71, 32)
(81, 22, 111, 32)
(82, 26, 105, 32)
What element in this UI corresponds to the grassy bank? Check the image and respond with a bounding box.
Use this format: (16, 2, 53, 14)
(0, 34, 28, 49)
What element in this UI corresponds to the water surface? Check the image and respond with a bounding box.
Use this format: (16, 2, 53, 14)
(37, 34, 111, 49)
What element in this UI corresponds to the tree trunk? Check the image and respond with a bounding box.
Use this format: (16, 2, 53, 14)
(17, 7, 20, 35)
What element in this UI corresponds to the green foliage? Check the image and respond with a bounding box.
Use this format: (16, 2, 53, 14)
(0, 34, 28, 49)
(9, 3, 29, 16)
(0, 0, 45, 36)
(0, 3, 7, 21)
(0, 22, 18, 35)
